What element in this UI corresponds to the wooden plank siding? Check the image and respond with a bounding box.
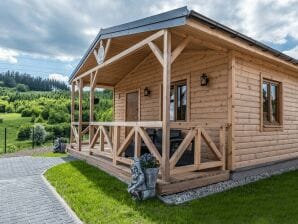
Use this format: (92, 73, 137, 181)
(234, 54, 298, 169)
(113, 52, 229, 161)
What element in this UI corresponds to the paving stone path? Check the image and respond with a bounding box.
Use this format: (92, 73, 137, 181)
(0, 156, 81, 224)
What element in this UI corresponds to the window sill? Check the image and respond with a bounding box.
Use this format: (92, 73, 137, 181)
(262, 124, 283, 132)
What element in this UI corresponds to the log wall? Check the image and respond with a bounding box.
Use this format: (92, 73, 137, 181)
(113, 52, 229, 160)
(234, 54, 298, 169)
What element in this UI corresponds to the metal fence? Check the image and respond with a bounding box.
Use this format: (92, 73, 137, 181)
(0, 126, 70, 154)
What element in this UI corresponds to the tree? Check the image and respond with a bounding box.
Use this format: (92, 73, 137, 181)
(33, 124, 46, 145)
(16, 84, 29, 92)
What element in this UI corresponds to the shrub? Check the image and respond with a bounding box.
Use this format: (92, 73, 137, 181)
(5, 104, 15, 113)
(35, 116, 44, 123)
(21, 109, 32, 117)
(7, 144, 17, 153)
(48, 111, 66, 124)
(17, 125, 32, 140)
(31, 115, 36, 123)
(0, 118, 3, 123)
(33, 124, 46, 145)
(16, 84, 29, 92)
(41, 109, 49, 120)
(45, 132, 54, 142)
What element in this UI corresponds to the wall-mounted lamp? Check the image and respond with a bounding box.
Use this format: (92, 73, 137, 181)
(144, 87, 151, 96)
(200, 73, 209, 86)
(94, 98, 99, 105)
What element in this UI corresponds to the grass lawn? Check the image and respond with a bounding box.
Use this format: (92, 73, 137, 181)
(33, 152, 68, 157)
(0, 113, 32, 152)
(45, 160, 298, 224)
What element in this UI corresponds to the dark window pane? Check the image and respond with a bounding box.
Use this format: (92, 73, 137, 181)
(177, 84, 187, 120)
(170, 86, 175, 121)
(271, 84, 278, 123)
(263, 82, 269, 123)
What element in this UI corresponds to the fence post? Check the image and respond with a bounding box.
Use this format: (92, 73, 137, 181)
(4, 128, 7, 153)
(32, 127, 34, 149)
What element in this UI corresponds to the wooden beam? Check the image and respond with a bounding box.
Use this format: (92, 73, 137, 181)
(194, 128, 201, 166)
(104, 38, 111, 60)
(91, 70, 99, 90)
(161, 29, 171, 182)
(227, 51, 236, 170)
(169, 129, 196, 169)
(70, 82, 75, 144)
(134, 127, 141, 158)
(187, 19, 298, 72)
(219, 126, 226, 170)
(182, 49, 225, 55)
(201, 128, 222, 160)
(117, 128, 135, 156)
(173, 31, 227, 52)
(101, 126, 113, 150)
(78, 79, 83, 151)
(113, 126, 120, 165)
(90, 126, 100, 148)
(148, 41, 163, 65)
(137, 127, 162, 163)
(73, 30, 165, 82)
(89, 72, 95, 145)
(171, 36, 190, 63)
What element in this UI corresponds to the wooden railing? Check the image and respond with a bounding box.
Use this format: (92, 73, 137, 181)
(70, 121, 227, 177)
(169, 122, 227, 175)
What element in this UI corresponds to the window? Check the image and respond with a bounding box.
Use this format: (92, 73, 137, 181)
(170, 81, 187, 121)
(262, 79, 282, 127)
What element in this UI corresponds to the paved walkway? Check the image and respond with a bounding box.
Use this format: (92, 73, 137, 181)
(0, 156, 81, 224)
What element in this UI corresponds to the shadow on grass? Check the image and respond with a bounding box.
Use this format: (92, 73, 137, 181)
(48, 160, 298, 224)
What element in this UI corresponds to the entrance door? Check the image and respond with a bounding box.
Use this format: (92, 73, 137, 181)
(126, 91, 139, 122)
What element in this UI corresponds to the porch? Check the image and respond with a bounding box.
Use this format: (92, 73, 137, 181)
(69, 121, 229, 194)
(68, 16, 233, 194)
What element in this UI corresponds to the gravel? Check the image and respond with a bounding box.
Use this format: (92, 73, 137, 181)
(0, 146, 53, 158)
(159, 158, 298, 205)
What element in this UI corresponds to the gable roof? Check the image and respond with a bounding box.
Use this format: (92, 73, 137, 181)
(69, 6, 297, 82)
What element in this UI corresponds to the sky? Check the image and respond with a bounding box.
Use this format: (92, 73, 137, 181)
(0, 0, 297, 83)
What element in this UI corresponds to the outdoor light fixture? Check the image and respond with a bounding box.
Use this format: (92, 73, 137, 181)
(94, 98, 99, 105)
(200, 73, 209, 86)
(144, 87, 151, 96)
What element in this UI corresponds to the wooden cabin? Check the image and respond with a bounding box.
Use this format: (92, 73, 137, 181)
(68, 7, 298, 195)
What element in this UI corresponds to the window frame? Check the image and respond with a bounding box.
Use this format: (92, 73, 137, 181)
(170, 80, 187, 122)
(159, 75, 190, 122)
(261, 76, 283, 131)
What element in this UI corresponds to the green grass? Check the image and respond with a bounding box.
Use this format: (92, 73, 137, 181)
(33, 152, 68, 157)
(0, 113, 32, 152)
(45, 161, 298, 224)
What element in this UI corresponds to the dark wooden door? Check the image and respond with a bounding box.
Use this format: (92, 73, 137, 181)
(126, 91, 139, 121)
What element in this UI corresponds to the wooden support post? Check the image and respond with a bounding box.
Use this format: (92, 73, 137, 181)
(219, 126, 226, 170)
(161, 30, 171, 182)
(227, 51, 236, 170)
(70, 82, 75, 144)
(134, 127, 141, 158)
(78, 79, 83, 151)
(89, 72, 95, 145)
(194, 128, 201, 167)
(100, 128, 104, 151)
(113, 126, 120, 165)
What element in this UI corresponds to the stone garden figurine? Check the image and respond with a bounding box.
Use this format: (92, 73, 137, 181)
(53, 138, 66, 153)
(127, 158, 146, 200)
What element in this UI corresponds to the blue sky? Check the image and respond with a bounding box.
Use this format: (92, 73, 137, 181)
(0, 0, 297, 82)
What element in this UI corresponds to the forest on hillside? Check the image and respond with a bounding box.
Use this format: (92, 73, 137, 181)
(0, 72, 113, 152)
(0, 71, 69, 91)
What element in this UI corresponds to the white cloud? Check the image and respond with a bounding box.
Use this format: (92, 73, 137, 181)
(48, 73, 69, 82)
(283, 46, 298, 59)
(0, 47, 19, 63)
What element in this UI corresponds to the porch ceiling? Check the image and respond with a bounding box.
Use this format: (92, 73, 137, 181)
(78, 26, 213, 87)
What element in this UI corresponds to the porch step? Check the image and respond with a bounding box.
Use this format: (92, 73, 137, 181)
(68, 147, 131, 183)
(157, 170, 230, 195)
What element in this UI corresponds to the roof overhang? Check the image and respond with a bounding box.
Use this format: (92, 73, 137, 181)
(69, 6, 297, 83)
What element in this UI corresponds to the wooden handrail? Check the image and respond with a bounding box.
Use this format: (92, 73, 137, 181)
(170, 122, 227, 129)
(89, 121, 162, 128)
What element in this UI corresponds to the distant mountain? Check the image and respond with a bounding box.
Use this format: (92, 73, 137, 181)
(0, 71, 69, 91)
